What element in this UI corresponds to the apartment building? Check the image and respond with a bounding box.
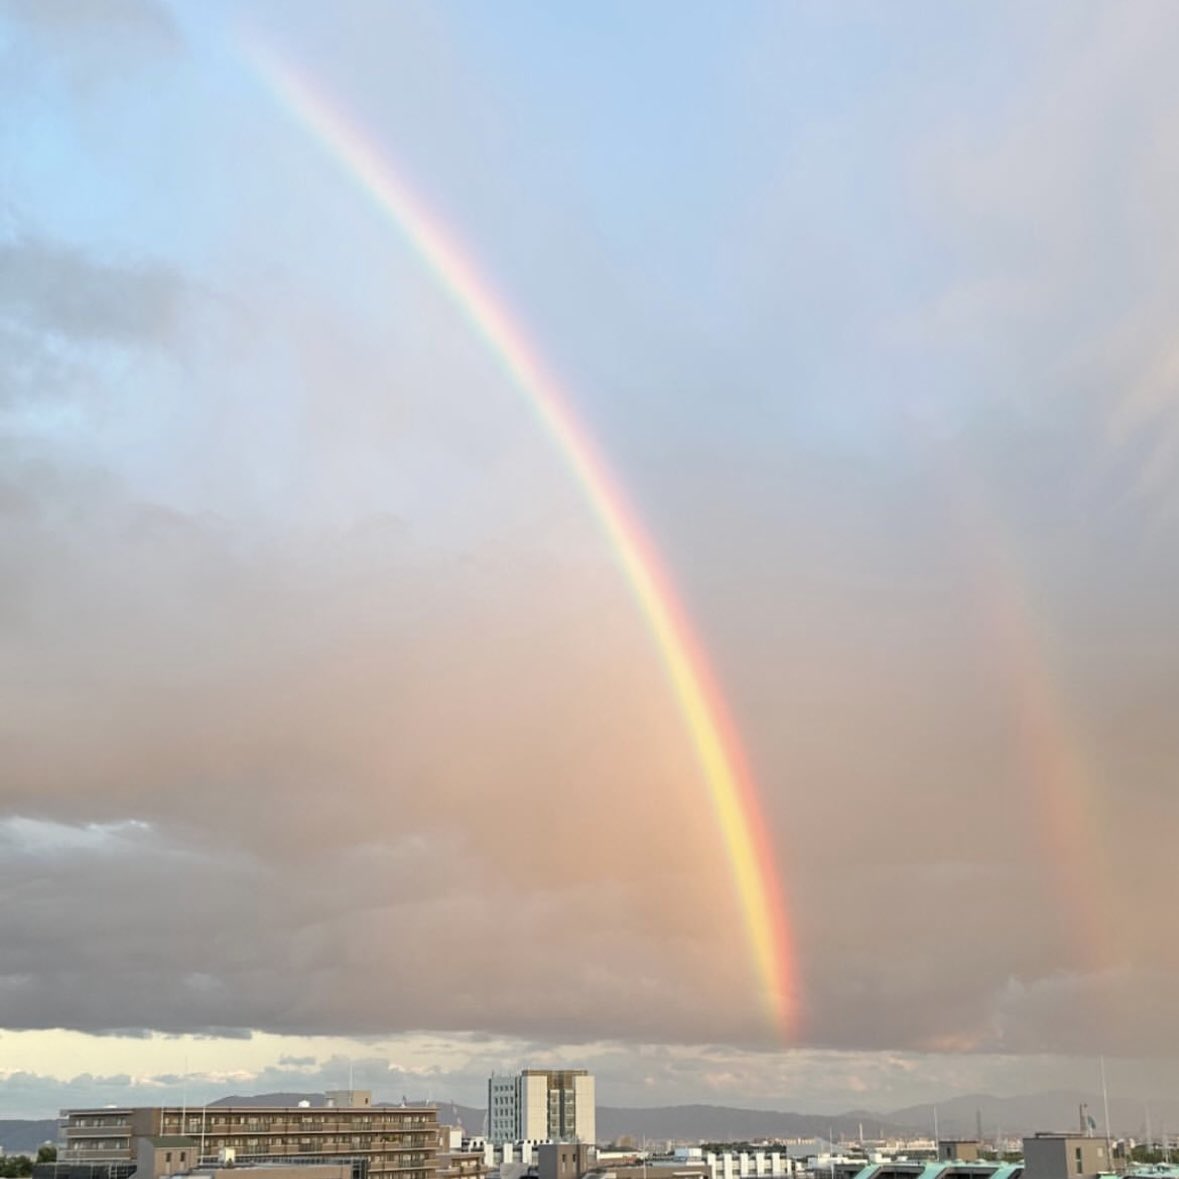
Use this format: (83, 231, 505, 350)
(59, 1092, 437, 1179)
(486, 1071, 595, 1145)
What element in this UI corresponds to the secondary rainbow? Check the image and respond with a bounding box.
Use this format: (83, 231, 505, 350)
(944, 455, 1118, 976)
(244, 40, 797, 1035)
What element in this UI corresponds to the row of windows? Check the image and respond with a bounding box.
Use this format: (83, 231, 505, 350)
(166, 1117, 432, 1130)
(181, 1139, 431, 1153)
(159, 1133, 433, 1148)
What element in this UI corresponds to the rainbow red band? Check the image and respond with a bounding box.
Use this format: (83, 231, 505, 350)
(246, 40, 797, 1036)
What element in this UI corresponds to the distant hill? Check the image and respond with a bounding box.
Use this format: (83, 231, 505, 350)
(12, 1088, 1174, 1153)
(434, 1103, 485, 1134)
(0, 1119, 59, 1154)
(886, 1091, 1179, 1139)
(597, 1105, 911, 1144)
(208, 1094, 483, 1132)
(197, 1090, 1179, 1142)
(210, 1093, 328, 1108)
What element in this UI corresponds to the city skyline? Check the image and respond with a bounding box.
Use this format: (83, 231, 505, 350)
(5, 0, 1179, 1123)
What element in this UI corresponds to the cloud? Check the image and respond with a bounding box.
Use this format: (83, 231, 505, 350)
(0, 237, 188, 348)
(5, 2, 1179, 1082)
(0, 0, 181, 58)
(0, 816, 153, 855)
(0, 240, 756, 1047)
(9, 1029, 1179, 1122)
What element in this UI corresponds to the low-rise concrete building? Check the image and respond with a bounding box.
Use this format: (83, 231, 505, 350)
(1023, 1135, 1112, 1179)
(940, 1145, 982, 1164)
(538, 1144, 596, 1179)
(135, 1137, 200, 1179)
(435, 1126, 488, 1179)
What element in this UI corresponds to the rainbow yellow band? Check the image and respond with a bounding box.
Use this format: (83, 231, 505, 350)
(245, 41, 797, 1036)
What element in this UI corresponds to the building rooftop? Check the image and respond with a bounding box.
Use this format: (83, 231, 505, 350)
(64, 1104, 436, 1114)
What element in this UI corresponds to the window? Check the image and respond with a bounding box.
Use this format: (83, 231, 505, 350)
(1075, 1149, 1083, 1174)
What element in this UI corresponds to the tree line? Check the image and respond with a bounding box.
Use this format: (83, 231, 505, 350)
(0, 1146, 57, 1177)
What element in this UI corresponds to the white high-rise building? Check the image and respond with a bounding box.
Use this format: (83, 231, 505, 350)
(486, 1070, 595, 1146)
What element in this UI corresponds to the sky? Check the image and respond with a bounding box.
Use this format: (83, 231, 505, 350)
(5, 0, 1179, 1122)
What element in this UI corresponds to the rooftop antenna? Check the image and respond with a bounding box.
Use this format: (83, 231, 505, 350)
(181, 1054, 189, 1138)
(933, 1107, 940, 1148)
(1099, 1056, 1113, 1171)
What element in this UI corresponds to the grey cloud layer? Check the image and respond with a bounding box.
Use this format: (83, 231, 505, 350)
(0, 0, 181, 58)
(0, 238, 187, 347)
(5, 3, 1179, 1066)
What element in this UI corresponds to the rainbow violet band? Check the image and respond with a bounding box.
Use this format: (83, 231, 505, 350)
(245, 40, 797, 1037)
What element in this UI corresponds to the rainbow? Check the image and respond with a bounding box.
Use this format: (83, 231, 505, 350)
(907, 419, 1119, 1007)
(244, 42, 797, 1035)
(945, 459, 1117, 977)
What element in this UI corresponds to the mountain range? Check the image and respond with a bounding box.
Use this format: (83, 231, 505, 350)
(4, 1089, 1176, 1156)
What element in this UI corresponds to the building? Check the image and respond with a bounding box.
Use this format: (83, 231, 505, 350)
(37, 1152, 357, 1179)
(538, 1144, 596, 1179)
(135, 1138, 201, 1179)
(585, 1160, 710, 1179)
(1023, 1135, 1112, 1179)
(487, 1072, 595, 1145)
(57, 1091, 437, 1179)
(830, 1162, 1022, 1179)
(434, 1126, 488, 1179)
(941, 1145, 983, 1163)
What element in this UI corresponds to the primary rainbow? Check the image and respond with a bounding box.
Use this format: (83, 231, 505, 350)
(245, 41, 797, 1035)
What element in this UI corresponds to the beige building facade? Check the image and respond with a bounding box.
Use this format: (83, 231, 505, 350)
(487, 1071, 595, 1145)
(60, 1094, 437, 1179)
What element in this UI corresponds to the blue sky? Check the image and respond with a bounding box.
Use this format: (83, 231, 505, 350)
(6, 0, 1179, 1118)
